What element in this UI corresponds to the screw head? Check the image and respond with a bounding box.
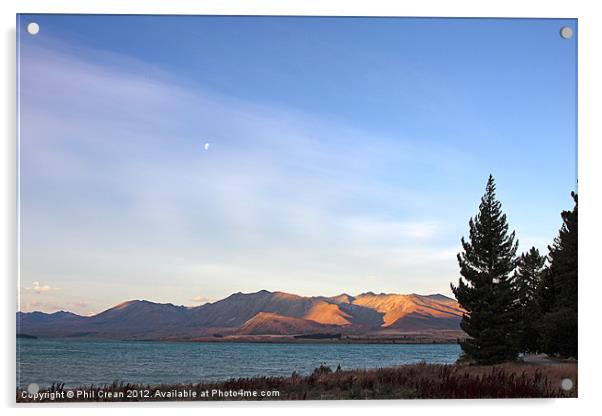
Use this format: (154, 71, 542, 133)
(560, 378, 573, 391)
(560, 26, 573, 39)
(27, 383, 40, 395)
(26, 22, 40, 36)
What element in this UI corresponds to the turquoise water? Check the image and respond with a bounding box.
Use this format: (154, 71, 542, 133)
(17, 339, 460, 388)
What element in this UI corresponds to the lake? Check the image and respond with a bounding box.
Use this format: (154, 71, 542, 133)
(17, 338, 461, 388)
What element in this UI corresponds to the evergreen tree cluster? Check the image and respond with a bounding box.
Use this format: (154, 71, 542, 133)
(451, 175, 577, 364)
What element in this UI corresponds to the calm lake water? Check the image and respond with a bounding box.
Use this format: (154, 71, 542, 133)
(17, 338, 461, 388)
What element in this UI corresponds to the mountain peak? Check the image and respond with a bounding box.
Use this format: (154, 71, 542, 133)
(327, 293, 355, 304)
(113, 300, 144, 309)
(230, 289, 273, 298)
(358, 291, 377, 297)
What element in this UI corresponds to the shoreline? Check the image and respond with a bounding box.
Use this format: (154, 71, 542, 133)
(20, 331, 466, 345)
(172, 339, 460, 345)
(21, 337, 463, 345)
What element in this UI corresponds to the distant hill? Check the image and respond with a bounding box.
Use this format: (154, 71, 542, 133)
(236, 312, 341, 335)
(17, 290, 464, 340)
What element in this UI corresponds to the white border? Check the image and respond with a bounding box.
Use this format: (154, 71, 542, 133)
(2, 1, 600, 415)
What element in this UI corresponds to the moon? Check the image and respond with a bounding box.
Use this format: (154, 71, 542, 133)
(204, 143, 210, 151)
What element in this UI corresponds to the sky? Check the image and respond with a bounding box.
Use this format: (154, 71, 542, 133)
(17, 15, 577, 315)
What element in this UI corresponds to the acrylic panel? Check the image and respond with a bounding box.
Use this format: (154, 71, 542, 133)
(16, 15, 578, 402)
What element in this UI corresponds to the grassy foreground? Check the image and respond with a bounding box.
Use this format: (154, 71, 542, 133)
(17, 362, 577, 402)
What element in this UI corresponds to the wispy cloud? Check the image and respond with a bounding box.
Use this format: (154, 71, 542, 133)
(25, 281, 60, 294)
(19, 37, 468, 312)
(340, 218, 441, 242)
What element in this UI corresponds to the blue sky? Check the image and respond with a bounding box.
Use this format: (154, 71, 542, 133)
(18, 15, 577, 314)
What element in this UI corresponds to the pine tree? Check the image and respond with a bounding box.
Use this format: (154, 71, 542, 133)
(451, 175, 519, 364)
(538, 192, 578, 358)
(515, 247, 546, 306)
(514, 247, 546, 352)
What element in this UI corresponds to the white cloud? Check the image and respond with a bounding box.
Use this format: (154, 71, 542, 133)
(26, 281, 60, 294)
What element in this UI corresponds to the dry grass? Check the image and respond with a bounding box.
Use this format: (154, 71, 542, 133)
(16, 362, 577, 402)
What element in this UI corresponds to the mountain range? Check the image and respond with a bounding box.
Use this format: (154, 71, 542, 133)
(17, 290, 464, 341)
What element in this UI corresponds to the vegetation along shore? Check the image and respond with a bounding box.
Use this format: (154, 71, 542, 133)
(17, 361, 576, 402)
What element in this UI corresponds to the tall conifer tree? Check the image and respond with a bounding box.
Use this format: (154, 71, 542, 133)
(514, 247, 546, 352)
(451, 175, 519, 364)
(538, 193, 578, 358)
